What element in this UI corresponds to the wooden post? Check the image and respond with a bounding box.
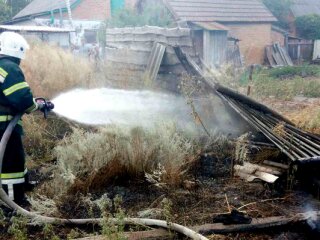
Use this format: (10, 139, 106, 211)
(247, 65, 254, 96)
(297, 43, 301, 65)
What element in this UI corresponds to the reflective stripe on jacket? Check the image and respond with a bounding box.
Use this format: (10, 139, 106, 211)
(0, 57, 37, 134)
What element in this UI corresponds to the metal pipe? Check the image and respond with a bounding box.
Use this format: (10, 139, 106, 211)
(234, 100, 314, 158)
(262, 114, 320, 155)
(238, 104, 305, 159)
(247, 108, 318, 157)
(227, 99, 301, 158)
(297, 155, 320, 164)
(221, 95, 297, 160)
(268, 114, 320, 143)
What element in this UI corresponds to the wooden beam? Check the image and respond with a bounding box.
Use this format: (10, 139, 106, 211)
(194, 211, 320, 235)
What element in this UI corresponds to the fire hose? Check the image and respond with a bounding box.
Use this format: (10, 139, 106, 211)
(0, 113, 208, 240)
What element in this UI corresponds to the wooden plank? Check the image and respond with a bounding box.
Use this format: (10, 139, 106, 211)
(106, 41, 155, 51)
(106, 26, 190, 37)
(106, 48, 180, 65)
(275, 43, 287, 65)
(143, 43, 166, 84)
(104, 61, 146, 71)
(280, 46, 294, 66)
(106, 35, 193, 47)
(105, 60, 185, 75)
(194, 211, 320, 234)
(265, 46, 276, 67)
(272, 46, 284, 66)
(105, 43, 195, 57)
(263, 160, 289, 170)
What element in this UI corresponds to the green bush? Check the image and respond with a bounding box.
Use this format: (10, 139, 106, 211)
(296, 14, 320, 39)
(267, 65, 320, 79)
(106, 1, 175, 27)
(252, 75, 320, 99)
(262, 0, 293, 29)
(0, 0, 10, 23)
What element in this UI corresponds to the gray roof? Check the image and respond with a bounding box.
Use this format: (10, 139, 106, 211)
(165, 0, 277, 23)
(13, 0, 79, 19)
(0, 25, 74, 32)
(290, 0, 320, 17)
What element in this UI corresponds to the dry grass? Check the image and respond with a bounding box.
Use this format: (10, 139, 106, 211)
(272, 122, 286, 138)
(286, 105, 320, 135)
(21, 41, 100, 98)
(23, 114, 73, 166)
(37, 124, 205, 199)
(19, 41, 103, 164)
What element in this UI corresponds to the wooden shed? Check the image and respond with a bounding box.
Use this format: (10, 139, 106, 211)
(164, 0, 277, 65)
(189, 22, 229, 68)
(0, 25, 74, 48)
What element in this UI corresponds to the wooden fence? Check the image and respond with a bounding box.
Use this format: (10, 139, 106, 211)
(288, 39, 314, 64)
(104, 26, 196, 90)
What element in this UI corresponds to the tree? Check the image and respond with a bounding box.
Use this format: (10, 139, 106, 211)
(6, 0, 32, 18)
(262, 0, 293, 29)
(0, 0, 11, 23)
(296, 14, 320, 39)
(106, 0, 175, 28)
(0, 0, 32, 21)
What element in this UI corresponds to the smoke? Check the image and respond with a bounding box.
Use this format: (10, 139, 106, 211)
(52, 88, 249, 137)
(303, 204, 320, 231)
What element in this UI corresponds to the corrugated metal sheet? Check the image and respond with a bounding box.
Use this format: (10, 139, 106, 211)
(203, 30, 227, 68)
(165, 0, 277, 22)
(14, 0, 79, 19)
(291, 0, 320, 17)
(0, 25, 74, 33)
(143, 43, 166, 83)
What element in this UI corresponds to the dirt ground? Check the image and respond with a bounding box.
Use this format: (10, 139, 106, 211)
(2, 162, 320, 239)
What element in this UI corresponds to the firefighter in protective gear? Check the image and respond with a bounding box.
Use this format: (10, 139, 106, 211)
(0, 31, 42, 205)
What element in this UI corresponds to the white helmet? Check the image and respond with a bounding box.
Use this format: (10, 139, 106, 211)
(0, 32, 30, 60)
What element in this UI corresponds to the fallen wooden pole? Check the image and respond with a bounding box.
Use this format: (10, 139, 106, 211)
(194, 211, 320, 235)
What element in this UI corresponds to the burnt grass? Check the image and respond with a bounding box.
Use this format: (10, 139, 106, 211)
(2, 154, 320, 239)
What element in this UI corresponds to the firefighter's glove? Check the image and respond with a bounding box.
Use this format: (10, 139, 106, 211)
(36, 99, 54, 112)
(45, 101, 54, 111)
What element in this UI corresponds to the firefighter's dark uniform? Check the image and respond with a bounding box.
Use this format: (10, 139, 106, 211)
(0, 56, 37, 204)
